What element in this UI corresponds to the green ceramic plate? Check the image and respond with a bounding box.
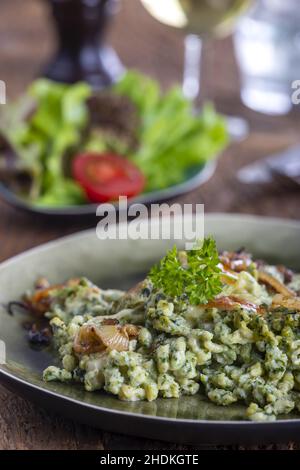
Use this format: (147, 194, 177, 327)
(1, 214, 300, 445)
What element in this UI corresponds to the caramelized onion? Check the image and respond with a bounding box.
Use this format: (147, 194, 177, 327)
(101, 318, 119, 326)
(127, 281, 146, 295)
(258, 271, 295, 297)
(271, 294, 300, 312)
(219, 251, 252, 273)
(99, 325, 130, 352)
(73, 323, 140, 355)
(218, 263, 239, 285)
(276, 265, 294, 284)
(24, 287, 58, 315)
(24, 278, 82, 315)
(73, 325, 106, 355)
(122, 324, 140, 337)
(202, 295, 258, 313)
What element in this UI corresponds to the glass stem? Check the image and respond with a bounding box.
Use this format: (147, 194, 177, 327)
(182, 34, 202, 103)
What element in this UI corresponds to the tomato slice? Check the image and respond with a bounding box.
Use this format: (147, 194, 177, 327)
(72, 153, 145, 203)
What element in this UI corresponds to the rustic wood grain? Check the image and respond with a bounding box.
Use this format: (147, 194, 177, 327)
(0, 0, 300, 450)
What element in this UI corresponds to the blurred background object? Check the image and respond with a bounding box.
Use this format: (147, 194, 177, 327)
(44, 0, 124, 87)
(0, 0, 300, 223)
(237, 144, 300, 188)
(142, 0, 252, 100)
(234, 0, 300, 115)
(140, 0, 253, 140)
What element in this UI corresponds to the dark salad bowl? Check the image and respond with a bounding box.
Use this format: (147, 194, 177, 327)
(0, 160, 216, 217)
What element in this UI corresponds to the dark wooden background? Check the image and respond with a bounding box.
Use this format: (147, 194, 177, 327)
(0, 0, 300, 450)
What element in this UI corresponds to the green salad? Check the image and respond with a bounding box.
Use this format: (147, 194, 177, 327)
(21, 238, 300, 421)
(0, 72, 228, 207)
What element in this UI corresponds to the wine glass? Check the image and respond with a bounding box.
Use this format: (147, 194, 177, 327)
(140, 0, 254, 140)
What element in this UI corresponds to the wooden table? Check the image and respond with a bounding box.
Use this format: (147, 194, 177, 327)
(0, 0, 300, 450)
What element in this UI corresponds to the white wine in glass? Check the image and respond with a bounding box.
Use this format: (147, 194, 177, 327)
(140, 0, 252, 37)
(141, 0, 253, 139)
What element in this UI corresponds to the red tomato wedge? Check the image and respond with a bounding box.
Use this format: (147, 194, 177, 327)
(72, 153, 145, 203)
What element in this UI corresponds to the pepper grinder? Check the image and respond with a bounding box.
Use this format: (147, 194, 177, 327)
(44, 0, 124, 88)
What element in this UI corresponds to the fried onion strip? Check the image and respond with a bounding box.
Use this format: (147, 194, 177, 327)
(271, 294, 300, 312)
(258, 271, 295, 297)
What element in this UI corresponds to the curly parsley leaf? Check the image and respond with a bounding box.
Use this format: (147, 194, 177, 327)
(148, 237, 222, 305)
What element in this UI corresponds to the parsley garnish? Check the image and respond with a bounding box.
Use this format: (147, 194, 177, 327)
(148, 237, 222, 305)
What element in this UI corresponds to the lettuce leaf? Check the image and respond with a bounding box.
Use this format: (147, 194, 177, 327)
(115, 71, 228, 191)
(2, 79, 91, 206)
